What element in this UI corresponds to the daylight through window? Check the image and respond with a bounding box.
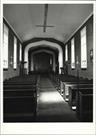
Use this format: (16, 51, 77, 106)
(71, 38, 75, 69)
(80, 26, 87, 68)
(65, 44, 68, 61)
(13, 36, 17, 69)
(3, 24, 9, 69)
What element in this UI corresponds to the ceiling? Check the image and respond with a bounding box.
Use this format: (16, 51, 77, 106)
(3, 4, 93, 43)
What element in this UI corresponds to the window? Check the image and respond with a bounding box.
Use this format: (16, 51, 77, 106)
(71, 38, 75, 69)
(13, 36, 17, 69)
(80, 26, 87, 68)
(3, 24, 9, 69)
(19, 43, 22, 61)
(65, 44, 68, 61)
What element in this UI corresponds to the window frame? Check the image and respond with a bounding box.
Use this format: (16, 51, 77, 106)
(19, 43, 22, 62)
(65, 44, 68, 62)
(3, 23, 9, 69)
(71, 38, 75, 69)
(80, 26, 87, 69)
(13, 36, 17, 69)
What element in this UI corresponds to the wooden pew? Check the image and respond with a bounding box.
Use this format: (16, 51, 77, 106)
(68, 85, 93, 109)
(78, 90, 93, 122)
(60, 80, 77, 99)
(3, 96, 36, 122)
(56, 75, 78, 93)
(3, 75, 39, 122)
(4, 84, 36, 90)
(49, 74, 77, 92)
(4, 95, 37, 120)
(61, 79, 93, 101)
(67, 86, 93, 122)
(4, 75, 37, 83)
(3, 90, 37, 122)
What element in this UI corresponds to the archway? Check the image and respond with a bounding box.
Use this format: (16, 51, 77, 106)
(30, 49, 56, 72)
(24, 40, 63, 74)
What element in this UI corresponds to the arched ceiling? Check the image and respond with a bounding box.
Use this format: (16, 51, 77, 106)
(31, 50, 54, 59)
(3, 4, 93, 43)
(29, 46, 58, 54)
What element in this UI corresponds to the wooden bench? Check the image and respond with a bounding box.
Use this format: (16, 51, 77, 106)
(77, 89, 93, 122)
(3, 90, 37, 122)
(67, 87, 93, 122)
(57, 75, 78, 94)
(68, 85, 93, 109)
(60, 80, 77, 99)
(3, 75, 39, 122)
(49, 74, 77, 92)
(61, 80, 93, 101)
(4, 96, 37, 122)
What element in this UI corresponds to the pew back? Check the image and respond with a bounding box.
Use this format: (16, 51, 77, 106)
(3, 75, 39, 122)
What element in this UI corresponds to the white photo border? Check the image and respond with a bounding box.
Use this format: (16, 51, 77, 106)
(0, 1, 96, 135)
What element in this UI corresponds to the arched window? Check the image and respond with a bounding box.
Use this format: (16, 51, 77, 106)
(13, 36, 17, 69)
(80, 26, 87, 68)
(71, 38, 75, 69)
(3, 24, 9, 69)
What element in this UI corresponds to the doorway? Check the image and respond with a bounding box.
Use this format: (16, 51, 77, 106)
(33, 52, 53, 74)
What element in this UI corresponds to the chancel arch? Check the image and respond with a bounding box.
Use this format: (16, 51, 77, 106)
(24, 40, 63, 74)
(30, 49, 56, 72)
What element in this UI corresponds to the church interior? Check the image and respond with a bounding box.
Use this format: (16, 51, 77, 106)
(3, 4, 93, 122)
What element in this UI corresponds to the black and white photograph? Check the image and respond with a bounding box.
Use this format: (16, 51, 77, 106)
(0, 0, 96, 135)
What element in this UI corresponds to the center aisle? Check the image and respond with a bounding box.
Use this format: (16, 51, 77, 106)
(36, 76, 79, 122)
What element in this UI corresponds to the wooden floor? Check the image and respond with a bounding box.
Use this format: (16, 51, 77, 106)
(36, 76, 79, 122)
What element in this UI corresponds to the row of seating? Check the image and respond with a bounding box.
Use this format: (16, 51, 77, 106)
(49, 73, 93, 122)
(3, 74, 40, 122)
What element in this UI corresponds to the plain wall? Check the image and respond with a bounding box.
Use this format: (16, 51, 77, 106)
(65, 15, 93, 79)
(3, 19, 22, 81)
